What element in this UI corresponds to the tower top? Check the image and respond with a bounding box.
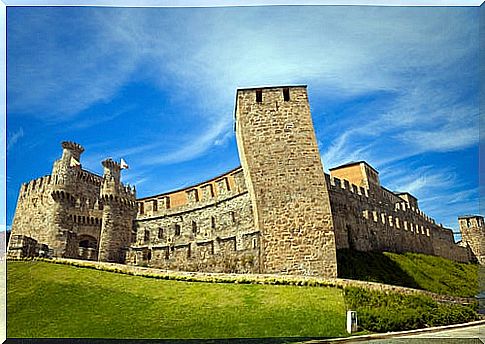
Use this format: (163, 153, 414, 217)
(61, 141, 84, 154)
(236, 85, 307, 92)
(458, 215, 484, 220)
(102, 158, 121, 170)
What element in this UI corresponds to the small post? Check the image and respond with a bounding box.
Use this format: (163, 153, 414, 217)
(346, 310, 358, 334)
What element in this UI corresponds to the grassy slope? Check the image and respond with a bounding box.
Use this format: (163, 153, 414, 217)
(7, 261, 347, 339)
(337, 249, 478, 297)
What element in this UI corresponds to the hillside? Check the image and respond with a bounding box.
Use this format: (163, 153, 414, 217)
(7, 259, 479, 338)
(7, 261, 347, 339)
(337, 249, 478, 297)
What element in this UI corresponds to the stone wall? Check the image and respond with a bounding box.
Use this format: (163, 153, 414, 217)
(235, 86, 337, 277)
(458, 216, 484, 264)
(326, 173, 471, 263)
(7, 142, 135, 260)
(128, 169, 259, 273)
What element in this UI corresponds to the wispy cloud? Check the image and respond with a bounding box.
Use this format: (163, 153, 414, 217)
(6, 128, 24, 152)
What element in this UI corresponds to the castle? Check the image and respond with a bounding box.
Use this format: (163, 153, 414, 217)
(7, 86, 484, 277)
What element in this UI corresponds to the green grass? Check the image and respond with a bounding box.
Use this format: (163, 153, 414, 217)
(7, 261, 347, 339)
(337, 249, 478, 297)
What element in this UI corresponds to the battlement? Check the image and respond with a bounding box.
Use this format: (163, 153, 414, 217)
(327, 174, 369, 199)
(235, 85, 308, 115)
(61, 141, 84, 154)
(102, 158, 121, 170)
(136, 167, 245, 218)
(19, 175, 52, 197)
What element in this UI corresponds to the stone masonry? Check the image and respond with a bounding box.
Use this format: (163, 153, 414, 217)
(7, 85, 484, 275)
(235, 86, 337, 277)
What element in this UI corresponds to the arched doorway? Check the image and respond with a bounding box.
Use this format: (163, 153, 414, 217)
(78, 235, 98, 261)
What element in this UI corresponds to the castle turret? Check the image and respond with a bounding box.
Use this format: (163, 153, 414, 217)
(51, 141, 84, 187)
(47, 141, 86, 257)
(97, 158, 137, 263)
(459, 215, 484, 264)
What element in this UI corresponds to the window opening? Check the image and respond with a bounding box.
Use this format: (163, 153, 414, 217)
(283, 88, 290, 101)
(256, 89, 262, 103)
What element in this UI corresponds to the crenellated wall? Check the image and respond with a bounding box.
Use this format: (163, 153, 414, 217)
(128, 168, 260, 273)
(325, 174, 470, 263)
(8, 142, 136, 261)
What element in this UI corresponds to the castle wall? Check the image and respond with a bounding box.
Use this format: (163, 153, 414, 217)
(326, 174, 471, 263)
(235, 86, 337, 277)
(8, 146, 106, 259)
(458, 216, 484, 264)
(129, 168, 259, 273)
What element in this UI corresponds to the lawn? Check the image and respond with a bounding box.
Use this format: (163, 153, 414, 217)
(7, 261, 348, 339)
(337, 249, 478, 297)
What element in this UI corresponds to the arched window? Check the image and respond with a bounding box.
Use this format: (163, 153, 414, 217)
(158, 228, 164, 239)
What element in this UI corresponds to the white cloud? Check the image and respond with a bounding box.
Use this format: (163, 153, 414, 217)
(6, 128, 24, 152)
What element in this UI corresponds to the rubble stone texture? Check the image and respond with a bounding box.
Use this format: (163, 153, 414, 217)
(7, 86, 484, 274)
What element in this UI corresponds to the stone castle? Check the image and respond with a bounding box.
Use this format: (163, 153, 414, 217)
(7, 86, 484, 277)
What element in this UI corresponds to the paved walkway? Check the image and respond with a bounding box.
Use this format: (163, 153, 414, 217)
(306, 321, 485, 343)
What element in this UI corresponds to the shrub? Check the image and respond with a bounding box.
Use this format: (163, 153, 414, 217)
(343, 286, 479, 332)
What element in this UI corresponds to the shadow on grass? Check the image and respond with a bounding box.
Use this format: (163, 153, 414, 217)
(336, 249, 420, 289)
(6, 337, 335, 344)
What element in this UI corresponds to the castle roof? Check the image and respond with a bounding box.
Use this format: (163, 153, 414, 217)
(328, 160, 379, 174)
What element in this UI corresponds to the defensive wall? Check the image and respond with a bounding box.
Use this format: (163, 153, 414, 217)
(7, 85, 483, 277)
(127, 167, 260, 273)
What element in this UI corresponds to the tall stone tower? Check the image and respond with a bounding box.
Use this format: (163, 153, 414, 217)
(48, 141, 85, 257)
(459, 215, 484, 264)
(98, 158, 137, 263)
(235, 86, 337, 277)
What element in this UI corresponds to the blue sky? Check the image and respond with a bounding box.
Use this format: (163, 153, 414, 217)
(6, 5, 480, 240)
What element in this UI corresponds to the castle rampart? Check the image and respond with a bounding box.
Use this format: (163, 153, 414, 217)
(7, 86, 482, 274)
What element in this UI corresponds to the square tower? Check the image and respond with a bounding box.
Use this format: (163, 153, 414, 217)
(459, 215, 484, 264)
(235, 86, 337, 277)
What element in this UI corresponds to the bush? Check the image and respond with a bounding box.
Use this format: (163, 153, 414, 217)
(343, 286, 479, 332)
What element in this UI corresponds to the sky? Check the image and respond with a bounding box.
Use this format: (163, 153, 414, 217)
(5, 5, 481, 240)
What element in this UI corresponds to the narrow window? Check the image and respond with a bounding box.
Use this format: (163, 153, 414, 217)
(175, 224, 181, 236)
(211, 216, 216, 229)
(231, 211, 236, 224)
(166, 197, 171, 209)
(252, 238, 257, 249)
(194, 190, 199, 202)
(158, 228, 164, 239)
(139, 202, 144, 214)
(153, 200, 158, 212)
(147, 250, 152, 261)
(256, 89, 262, 103)
(192, 221, 197, 234)
(283, 88, 290, 101)
(144, 230, 150, 242)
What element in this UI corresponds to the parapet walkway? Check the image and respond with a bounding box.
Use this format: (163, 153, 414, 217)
(23, 257, 475, 304)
